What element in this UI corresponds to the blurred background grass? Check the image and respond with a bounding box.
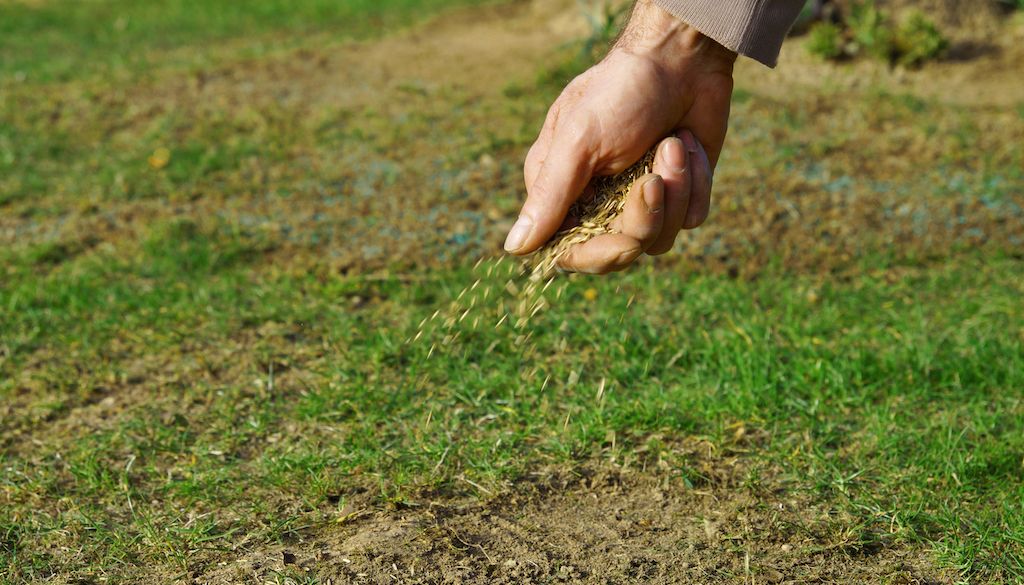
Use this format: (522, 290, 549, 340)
(0, 0, 492, 81)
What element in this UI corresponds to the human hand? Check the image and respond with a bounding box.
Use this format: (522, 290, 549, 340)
(504, 0, 736, 272)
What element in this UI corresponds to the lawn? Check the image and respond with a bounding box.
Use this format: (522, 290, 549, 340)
(0, 0, 493, 82)
(1, 0, 1023, 583)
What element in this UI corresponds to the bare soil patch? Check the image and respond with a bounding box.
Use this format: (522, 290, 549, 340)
(197, 457, 951, 584)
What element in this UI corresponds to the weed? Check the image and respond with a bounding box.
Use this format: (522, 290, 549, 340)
(894, 12, 950, 67)
(806, 1, 948, 67)
(807, 22, 845, 60)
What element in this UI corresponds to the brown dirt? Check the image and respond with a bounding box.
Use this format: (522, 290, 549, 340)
(196, 456, 951, 584)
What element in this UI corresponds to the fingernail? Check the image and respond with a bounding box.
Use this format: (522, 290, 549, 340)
(503, 215, 533, 252)
(681, 130, 698, 154)
(661, 137, 686, 173)
(643, 177, 662, 214)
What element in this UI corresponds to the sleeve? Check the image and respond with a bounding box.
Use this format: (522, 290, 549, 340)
(651, 0, 807, 67)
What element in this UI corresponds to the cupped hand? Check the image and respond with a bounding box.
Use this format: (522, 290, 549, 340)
(504, 0, 736, 273)
(557, 131, 711, 274)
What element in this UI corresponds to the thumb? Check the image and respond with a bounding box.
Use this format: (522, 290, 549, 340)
(505, 135, 593, 255)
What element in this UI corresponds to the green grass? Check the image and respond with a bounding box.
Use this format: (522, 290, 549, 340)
(0, 0, 490, 82)
(2, 219, 1023, 580)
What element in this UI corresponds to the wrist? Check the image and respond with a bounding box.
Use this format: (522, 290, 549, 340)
(616, 0, 736, 77)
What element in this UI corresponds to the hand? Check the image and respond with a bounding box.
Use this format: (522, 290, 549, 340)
(504, 0, 736, 272)
(556, 132, 711, 274)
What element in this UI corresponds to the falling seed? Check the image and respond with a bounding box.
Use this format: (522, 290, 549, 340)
(567, 370, 580, 387)
(417, 147, 656, 357)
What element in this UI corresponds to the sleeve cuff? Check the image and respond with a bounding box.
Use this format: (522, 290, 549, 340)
(651, 0, 806, 67)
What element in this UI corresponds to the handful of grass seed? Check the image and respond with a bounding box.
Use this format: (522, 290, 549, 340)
(529, 146, 658, 280)
(414, 146, 657, 353)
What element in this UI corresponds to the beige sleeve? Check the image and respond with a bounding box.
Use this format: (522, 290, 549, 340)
(651, 0, 806, 67)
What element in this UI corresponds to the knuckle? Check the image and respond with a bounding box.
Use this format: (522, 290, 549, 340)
(524, 145, 542, 173)
(615, 245, 643, 266)
(601, 246, 643, 273)
(561, 111, 599, 150)
(544, 101, 561, 124)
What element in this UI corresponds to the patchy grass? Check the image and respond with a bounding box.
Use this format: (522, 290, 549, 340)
(3, 226, 1023, 580)
(1, 0, 1023, 583)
